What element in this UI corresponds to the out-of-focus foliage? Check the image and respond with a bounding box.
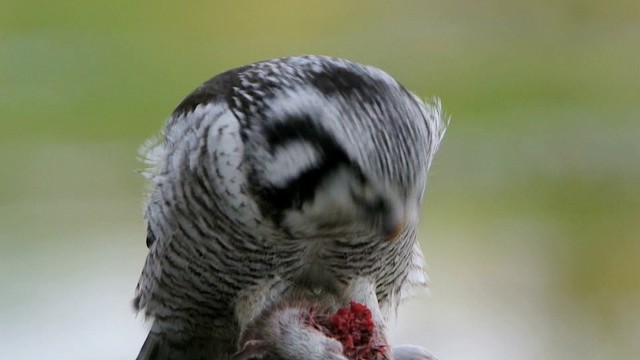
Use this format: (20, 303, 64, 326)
(1, 1, 638, 359)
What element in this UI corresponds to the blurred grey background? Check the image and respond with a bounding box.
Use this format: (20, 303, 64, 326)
(1, 1, 638, 359)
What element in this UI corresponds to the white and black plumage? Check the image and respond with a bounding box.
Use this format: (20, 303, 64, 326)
(134, 55, 446, 360)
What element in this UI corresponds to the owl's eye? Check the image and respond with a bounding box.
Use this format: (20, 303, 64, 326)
(364, 197, 387, 214)
(350, 184, 387, 215)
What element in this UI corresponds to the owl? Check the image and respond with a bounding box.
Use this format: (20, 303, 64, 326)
(134, 55, 446, 360)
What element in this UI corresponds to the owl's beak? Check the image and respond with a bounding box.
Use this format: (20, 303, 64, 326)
(362, 188, 409, 241)
(368, 192, 408, 241)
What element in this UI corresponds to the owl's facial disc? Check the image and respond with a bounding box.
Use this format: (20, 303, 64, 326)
(249, 112, 410, 240)
(255, 140, 405, 239)
(283, 164, 406, 240)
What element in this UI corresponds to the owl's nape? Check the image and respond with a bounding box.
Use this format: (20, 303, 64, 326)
(134, 55, 446, 360)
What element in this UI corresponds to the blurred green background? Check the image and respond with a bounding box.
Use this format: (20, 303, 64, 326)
(1, 1, 638, 359)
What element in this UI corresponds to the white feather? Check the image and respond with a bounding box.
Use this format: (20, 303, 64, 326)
(263, 141, 322, 187)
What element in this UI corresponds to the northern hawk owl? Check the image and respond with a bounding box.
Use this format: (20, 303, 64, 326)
(134, 55, 446, 360)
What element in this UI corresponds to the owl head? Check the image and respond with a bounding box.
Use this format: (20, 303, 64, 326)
(223, 56, 446, 240)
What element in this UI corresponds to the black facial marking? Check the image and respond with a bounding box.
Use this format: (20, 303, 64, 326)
(146, 223, 156, 248)
(250, 116, 364, 225)
(262, 115, 336, 152)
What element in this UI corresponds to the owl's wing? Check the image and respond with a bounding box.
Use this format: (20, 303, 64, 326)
(134, 100, 237, 306)
(134, 69, 254, 360)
